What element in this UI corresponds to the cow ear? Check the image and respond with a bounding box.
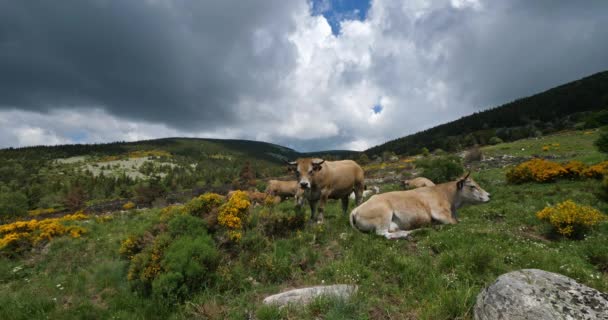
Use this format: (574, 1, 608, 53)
(457, 179, 465, 190)
(313, 164, 323, 171)
(285, 160, 297, 172)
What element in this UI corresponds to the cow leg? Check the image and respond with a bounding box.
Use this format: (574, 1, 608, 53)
(309, 200, 318, 223)
(376, 228, 413, 240)
(354, 181, 364, 205)
(341, 197, 349, 215)
(316, 195, 328, 223)
(431, 209, 458, 225)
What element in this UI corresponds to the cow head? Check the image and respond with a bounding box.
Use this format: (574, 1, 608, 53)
(456, 172, 490, 203)
(287, 158, 325, 189)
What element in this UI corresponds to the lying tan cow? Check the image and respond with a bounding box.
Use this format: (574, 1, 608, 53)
(350, 173, 490, 239)
(265, 180, 302, 205)
(288, 158, 365, 223)
(402, 177, 435, 189)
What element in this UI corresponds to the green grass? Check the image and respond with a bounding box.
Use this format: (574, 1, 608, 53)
(482, 129, 603, 163)
(1, 130, 608, 319)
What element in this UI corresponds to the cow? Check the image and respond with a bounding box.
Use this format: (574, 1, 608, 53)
(402, 177, 435, 189)
(287, 158, 365, 223)
(349, 185, 380, 201)
(350, 173, 490, 239)
(265, 180, 302, 205)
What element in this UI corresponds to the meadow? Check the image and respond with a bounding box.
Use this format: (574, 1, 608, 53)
(1, 130, 607, 319)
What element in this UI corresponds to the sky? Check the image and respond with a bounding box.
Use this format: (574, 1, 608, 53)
(1, 0, 608, 152)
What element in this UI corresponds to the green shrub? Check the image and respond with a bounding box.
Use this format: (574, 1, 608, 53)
(594, 130, 608, 154)
(415, 156, 464, 183)
(167, 214, 207, 238)
(256, 208, 306, 237)
(153, 234, 219, 301)
(488, 136, 503, 145)
(0, 188, 28, 220)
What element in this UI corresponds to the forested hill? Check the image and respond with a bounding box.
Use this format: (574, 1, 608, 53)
(366, 70, 608, 156)
(0, 137, 301, 163)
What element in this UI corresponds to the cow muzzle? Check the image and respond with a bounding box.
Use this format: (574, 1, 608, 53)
(299, 181, 310, 189)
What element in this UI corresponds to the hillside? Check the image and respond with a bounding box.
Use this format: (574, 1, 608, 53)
(366, 70, 608, 156)
(1, 130, 607, 319)
(0, 137, 361, 223)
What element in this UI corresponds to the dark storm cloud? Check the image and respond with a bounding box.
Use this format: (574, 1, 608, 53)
(0, 0, 300, 130)
(428, 0, 608, 111)
(1, 0, 608, 152)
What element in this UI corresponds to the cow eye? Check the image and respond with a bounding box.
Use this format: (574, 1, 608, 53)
(308, 170, 313, 174)
(469, 186, 476, 190)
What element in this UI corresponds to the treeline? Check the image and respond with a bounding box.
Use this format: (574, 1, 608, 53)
(366, 70, 608, 156)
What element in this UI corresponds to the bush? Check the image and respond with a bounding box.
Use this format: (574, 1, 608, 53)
(167, 214, 207, 238)
(488, 136, 503, 145)
(563, 161, 587, 179)
(184, 193, 224, 217)
(0, 212, 87, 256)
(217, 191, 251, 242)
(123, 201, 136, 210)
(536, 200, 606, 239)
(255, 207, 306, 237)
(594, 130, 608, 154)
(0, 189, 29, 220)
(582, 161, 608, 179)
(506, 158, 567, 183)
(464, 146, 482, 163)
(153, 234, 219, 301)
(415, 156, 464, 183)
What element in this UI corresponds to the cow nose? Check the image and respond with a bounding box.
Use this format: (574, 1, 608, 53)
(300, 182, 309, 189)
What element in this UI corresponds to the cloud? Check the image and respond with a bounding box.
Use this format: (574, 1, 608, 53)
(1, 0, 607, 151)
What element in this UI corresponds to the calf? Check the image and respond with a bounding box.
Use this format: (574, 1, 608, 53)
(350, 173, 490, 239)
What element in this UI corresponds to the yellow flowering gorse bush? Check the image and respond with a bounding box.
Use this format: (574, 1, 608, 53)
(563, 161, 588, 178)
(0, 211, 88, 252)
(507, 159, 608, 183)
(27, 208, 57, 217)
(123, 201, 136, 210)
(536, 200, 606, 238)
(582, 161, 608, 179)
(217, 191, 250, 241)
(506, 158, 567, 183)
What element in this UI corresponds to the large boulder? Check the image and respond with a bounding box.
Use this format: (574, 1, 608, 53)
(475, 269, 608, 320)
(263, 284, 357, 308)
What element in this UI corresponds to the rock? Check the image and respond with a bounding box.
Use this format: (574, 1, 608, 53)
(263, 284, 358, 307)
(474, 269, 608, 320)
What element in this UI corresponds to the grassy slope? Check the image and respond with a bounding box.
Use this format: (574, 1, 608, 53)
(2, 130, 608, 319)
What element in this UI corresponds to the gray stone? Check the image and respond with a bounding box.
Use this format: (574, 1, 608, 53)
(263, 284, 357, 307)
(475, 269, 608, 320)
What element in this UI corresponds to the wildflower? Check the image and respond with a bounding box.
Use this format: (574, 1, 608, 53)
(536, 200, 606, 237)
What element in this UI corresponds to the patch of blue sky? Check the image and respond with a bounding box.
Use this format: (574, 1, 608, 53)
(69, 131, 88, 143)
(372, 104, 383, 114)
(311, 0, 371, 35)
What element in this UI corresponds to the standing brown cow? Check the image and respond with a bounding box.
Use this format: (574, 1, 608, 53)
(288, 158, 365, 223)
